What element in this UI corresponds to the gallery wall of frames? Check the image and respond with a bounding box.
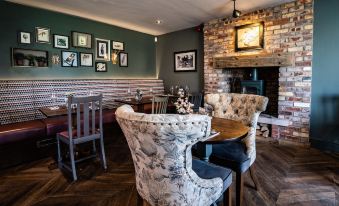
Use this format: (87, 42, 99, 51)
(14, 27, 127, 71)
(0, 1, 156, 79)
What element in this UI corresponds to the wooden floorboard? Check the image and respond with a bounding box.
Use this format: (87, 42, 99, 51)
(0, 133, 338, 206)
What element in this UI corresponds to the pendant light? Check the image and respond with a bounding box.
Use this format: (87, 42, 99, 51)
(232, 0, 241, 18)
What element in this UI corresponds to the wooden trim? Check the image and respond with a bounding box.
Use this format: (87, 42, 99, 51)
(213, 53, 294, 69)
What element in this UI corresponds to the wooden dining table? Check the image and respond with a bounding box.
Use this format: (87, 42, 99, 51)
(115, 98, 153, 113)
(197, 117, 250, 161)
(39, 105, 69, 117)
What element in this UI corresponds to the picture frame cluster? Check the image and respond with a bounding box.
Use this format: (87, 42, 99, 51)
(14, 27, 128, 72)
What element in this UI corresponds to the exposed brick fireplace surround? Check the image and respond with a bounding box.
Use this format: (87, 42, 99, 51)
(204, 0, 313, 145)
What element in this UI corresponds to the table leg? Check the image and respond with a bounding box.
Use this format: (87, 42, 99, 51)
(196, 143, 212, 162)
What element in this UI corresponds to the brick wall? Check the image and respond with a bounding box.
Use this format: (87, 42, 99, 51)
(204, 0, 313, 144)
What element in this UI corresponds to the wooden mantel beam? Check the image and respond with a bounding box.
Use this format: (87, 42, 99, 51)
(213, 53, 294, 69)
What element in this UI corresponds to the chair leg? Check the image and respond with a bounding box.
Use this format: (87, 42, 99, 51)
(223, 187, 232, 206)
(57, 136, 62, 169)
(236, 172, 244, 206)
(99, 137, 107, 169)
(249, 166, 259, 191)
(92, 140, 96, 154)
(69, 143, 77, 181)
(136, 192, 143, 206)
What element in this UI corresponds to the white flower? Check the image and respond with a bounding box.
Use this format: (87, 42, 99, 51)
(174, 94, 194, 114)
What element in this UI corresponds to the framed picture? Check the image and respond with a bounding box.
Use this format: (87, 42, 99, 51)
(119, 52, 128, 67)
(18, 31, 31, 44)
(51, 54, 60, 65)
(53, 34, 69, 49)
(61, 51, 78, 67)
(174, 50, 197, 72)
(95, 62, 107, 72)
(72, 31, 92, 48)
(80, 52, 93, 67)
(112, 51, 118, 64)
(11, 48, 48, 68)
(235, 22, 264, 51)
(36, 27, 51, 43)
(112, 41, 124, 51)
(95, 38, 110, 61)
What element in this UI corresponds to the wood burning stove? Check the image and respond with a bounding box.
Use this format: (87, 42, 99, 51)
(240, 68, 265, 96)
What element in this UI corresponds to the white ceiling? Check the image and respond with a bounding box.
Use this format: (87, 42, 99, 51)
(9, 0, 294, 35)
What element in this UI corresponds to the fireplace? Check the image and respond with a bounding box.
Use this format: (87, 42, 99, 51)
(205, 0, 313, 144)
(229, 67, 279, 117)
(240, 68, 265, 95)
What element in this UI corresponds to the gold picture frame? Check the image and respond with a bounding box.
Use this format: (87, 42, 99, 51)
(235, 22, 264, 51)
(72, 31, 92, 49)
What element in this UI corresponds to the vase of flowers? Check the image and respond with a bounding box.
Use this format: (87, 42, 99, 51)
(135, 89, 143, 101)
(174, 89, 194, 114)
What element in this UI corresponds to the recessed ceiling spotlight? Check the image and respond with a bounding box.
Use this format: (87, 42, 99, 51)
(155, 19, 163, 25)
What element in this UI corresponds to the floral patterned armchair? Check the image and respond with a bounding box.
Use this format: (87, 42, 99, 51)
(116, 105, 232, 206)
(205, 93, 268, 206)
(205, 93, 268, 165)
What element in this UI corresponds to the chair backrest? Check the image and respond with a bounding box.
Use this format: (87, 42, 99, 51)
(151, 96, 168, 114)
(188, 93, 203, 112)
(116, 105, 223, 206)
(67, 94, 103, 140)
(205, 93, 268, 165)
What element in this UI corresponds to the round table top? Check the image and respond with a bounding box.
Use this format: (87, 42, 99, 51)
(207, 117, 250, 142)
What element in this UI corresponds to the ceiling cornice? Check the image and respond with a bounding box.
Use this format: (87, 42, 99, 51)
(7, 0, 297, 36)
(7, 0, 160, 35)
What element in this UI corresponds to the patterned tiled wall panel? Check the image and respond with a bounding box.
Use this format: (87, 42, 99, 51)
(0, 79, 164, 125)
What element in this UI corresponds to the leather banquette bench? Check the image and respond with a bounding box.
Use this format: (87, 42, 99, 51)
(0, 79, 164, 169)
(0, 105, 155, 169)
(0, 109, 119, 169)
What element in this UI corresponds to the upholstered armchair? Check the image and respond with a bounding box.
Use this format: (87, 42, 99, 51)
(205, 93, 268, 206)
(116, 105, 232, 206)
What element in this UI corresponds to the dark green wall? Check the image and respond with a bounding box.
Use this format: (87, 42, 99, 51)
(310, 0, 339, 152)
(0, 1, 156, 80)
(156, 27, 203, 93)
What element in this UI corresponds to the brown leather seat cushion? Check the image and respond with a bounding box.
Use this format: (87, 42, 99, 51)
(102, 109, 116, 124)
(41, 116, 68, 137)
(0, 120, 46, 144)
(143, 104, 152, 114)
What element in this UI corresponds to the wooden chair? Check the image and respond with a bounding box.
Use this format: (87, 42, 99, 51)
(205, 93, 268, 206)
(56, 94, 107, 181)
(151, 96, 168, 114)
(116, 105, 233, 206)
(188, 93, 203, 112)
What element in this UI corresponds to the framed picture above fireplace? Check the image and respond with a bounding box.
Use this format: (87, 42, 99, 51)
(235, 22, 264, 51)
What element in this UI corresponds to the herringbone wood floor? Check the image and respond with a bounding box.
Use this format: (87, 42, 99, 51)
(0, 132, 338, 206)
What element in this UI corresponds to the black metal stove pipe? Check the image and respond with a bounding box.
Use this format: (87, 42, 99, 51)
(250, 68, 258, 81)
